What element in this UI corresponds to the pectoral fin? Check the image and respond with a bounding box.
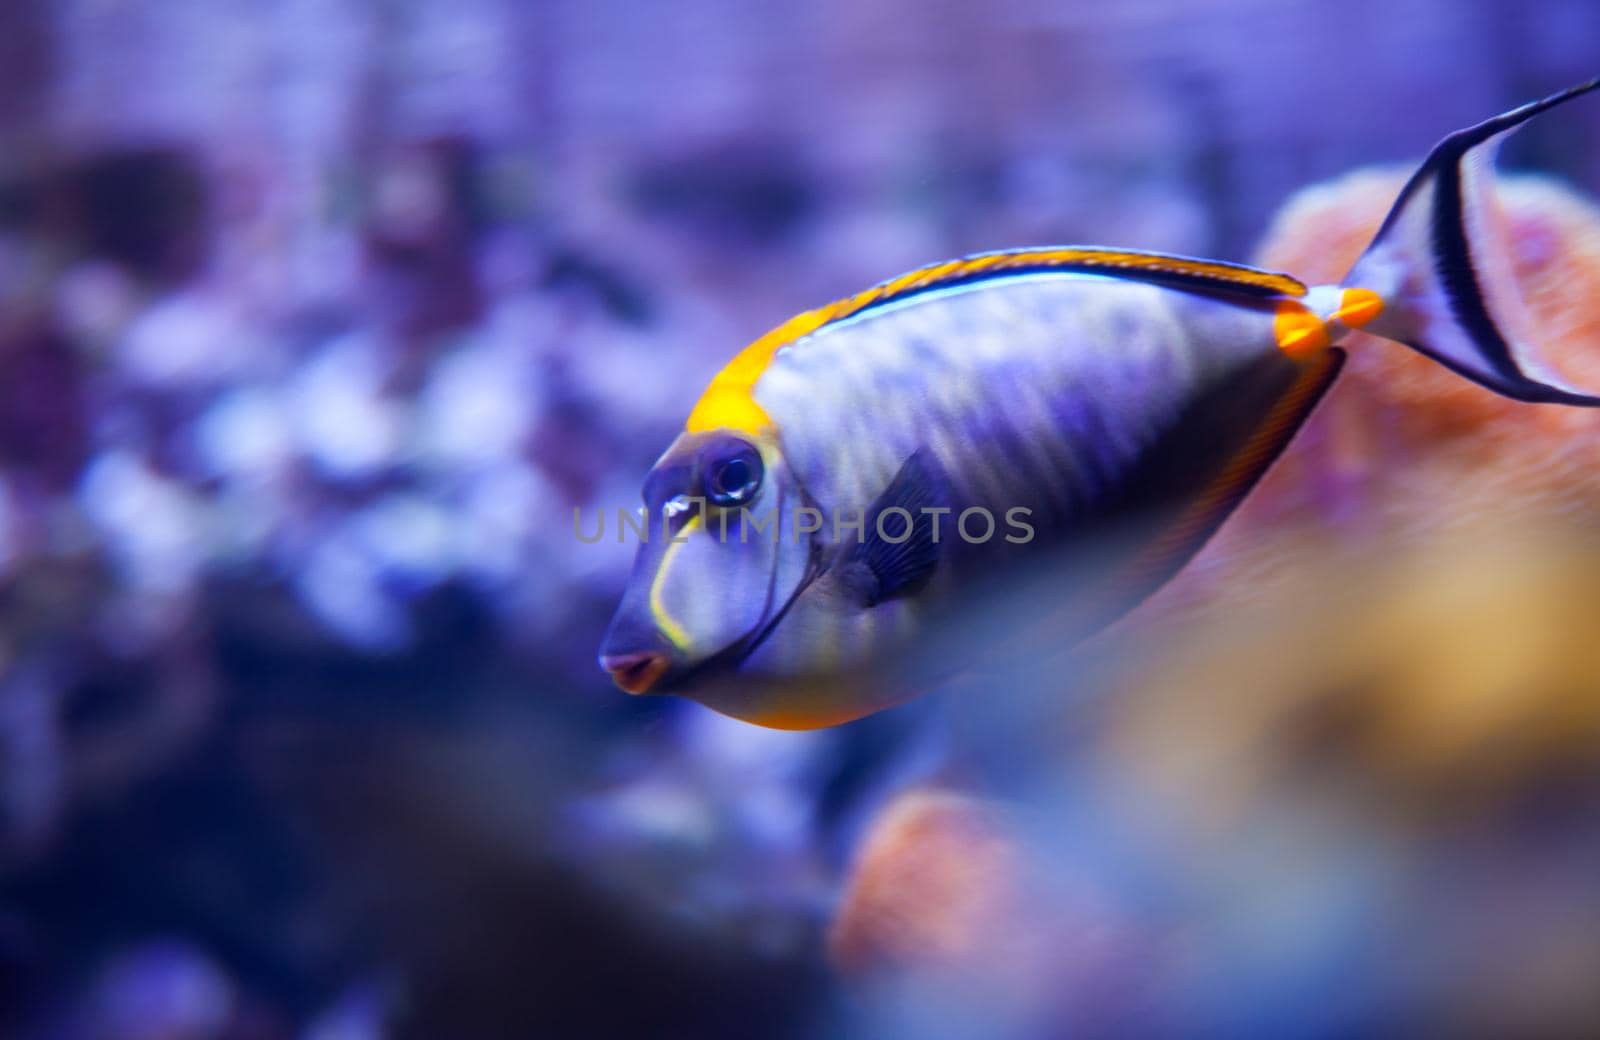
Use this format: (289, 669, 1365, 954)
(841, 449, 948, 607)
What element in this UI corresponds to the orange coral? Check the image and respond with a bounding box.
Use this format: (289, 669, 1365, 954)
(829, 789, 1024, 975)
(1141, 168, 1600, 618)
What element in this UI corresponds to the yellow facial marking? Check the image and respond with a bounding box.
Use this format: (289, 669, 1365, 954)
(1333, 287, 1385, 328)
(1273, 300, 1331, 360)
(686, 247, 1309, 435)
(649, 513, 699, 651)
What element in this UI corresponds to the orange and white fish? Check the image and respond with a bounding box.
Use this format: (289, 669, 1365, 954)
(600, 81, 1600, 729)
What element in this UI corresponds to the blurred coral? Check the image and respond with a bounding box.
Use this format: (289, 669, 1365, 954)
(1109, 528, 1600, 826)
(828, 787, 1143, 1038)
(830, 789, 1023, 974)
(1102, 527, 1600, 1036)
(838, 524, 1600, 1036)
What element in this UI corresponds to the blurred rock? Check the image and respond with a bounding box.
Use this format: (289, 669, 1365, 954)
(80, 940, 235, 1040)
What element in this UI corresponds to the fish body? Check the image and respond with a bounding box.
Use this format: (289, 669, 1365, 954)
(600, 81, 1600, 729)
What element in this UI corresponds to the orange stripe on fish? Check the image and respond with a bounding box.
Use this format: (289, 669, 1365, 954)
(1108, 347, 1346, 605)
(1333, 287, 1384, 329)
(686, 247, 1310, 434)
(1273, 300, 1331, 360)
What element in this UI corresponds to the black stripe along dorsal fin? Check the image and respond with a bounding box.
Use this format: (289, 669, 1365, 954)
(838, 247, 1307, 328)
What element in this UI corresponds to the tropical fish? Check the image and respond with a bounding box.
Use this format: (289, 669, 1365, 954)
(599, 81, 1600, 729)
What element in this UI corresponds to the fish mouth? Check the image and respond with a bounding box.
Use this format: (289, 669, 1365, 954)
(601, 651, 671, 695)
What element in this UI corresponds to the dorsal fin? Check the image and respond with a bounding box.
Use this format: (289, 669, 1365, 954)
(685, 247, 1307, 434)
(848, 247, 1307, 323)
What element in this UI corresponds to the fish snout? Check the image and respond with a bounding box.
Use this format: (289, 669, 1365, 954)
(600, 650, 672, 695)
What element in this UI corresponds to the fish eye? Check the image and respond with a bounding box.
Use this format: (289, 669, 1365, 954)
(704, 443, 763, 507)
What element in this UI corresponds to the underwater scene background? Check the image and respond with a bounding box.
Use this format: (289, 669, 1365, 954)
(3, 1, 1600, 1037)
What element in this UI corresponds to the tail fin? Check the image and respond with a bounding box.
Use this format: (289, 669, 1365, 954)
(1346, 79, 1600, 405)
